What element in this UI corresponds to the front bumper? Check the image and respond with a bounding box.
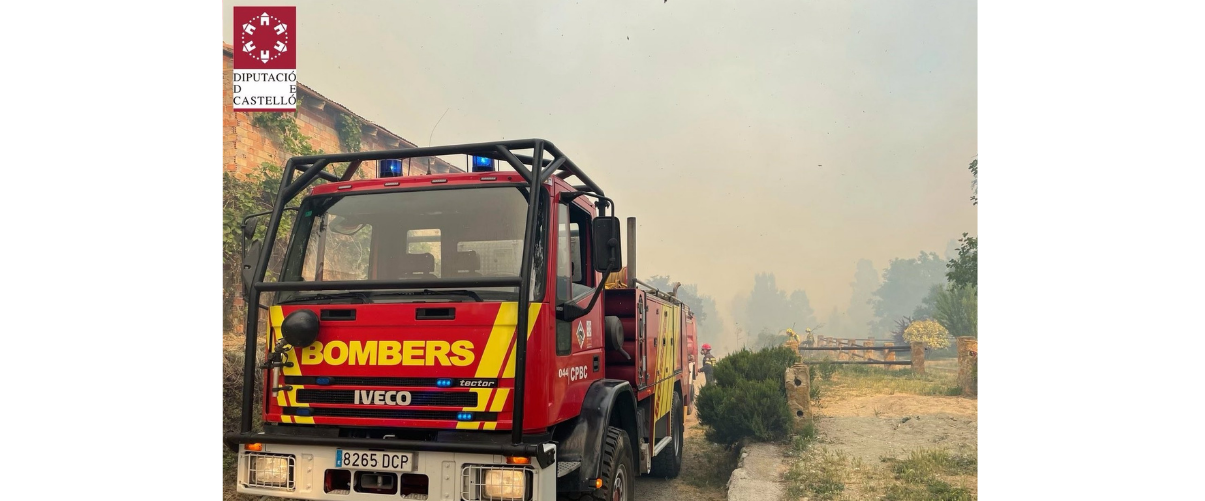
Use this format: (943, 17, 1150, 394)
(234, 442, 557, 501)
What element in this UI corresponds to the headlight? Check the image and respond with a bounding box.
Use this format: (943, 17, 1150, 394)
(246, 453, 293, 488)
(483, 469, 527, 500)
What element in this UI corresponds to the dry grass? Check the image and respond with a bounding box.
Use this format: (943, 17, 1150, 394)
(784, 447, 856, 500)
(879, 448, 977, 500)
(811, 363, 961, 403)
(682, 428, 742, 490)
(785, 443, 977, 501)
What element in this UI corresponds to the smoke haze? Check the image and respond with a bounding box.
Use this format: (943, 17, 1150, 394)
(223, 0, 978, 348)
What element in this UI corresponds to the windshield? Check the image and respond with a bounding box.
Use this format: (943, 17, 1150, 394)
(276, 185, 546, 304)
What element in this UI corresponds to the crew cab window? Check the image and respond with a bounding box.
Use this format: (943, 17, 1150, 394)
(556, 202, 592, 304)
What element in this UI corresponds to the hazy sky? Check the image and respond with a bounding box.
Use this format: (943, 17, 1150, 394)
(223, 0, 977, 329)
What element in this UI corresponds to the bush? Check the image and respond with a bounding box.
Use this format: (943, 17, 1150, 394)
(712, 346, 799, 387)
(817, 360, 838, 380)
(697, 346, 797, 445)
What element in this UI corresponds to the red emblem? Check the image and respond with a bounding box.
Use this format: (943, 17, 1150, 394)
(233, 7, 296, 70)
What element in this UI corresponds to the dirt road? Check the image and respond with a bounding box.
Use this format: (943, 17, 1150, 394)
(787, 363, 978, 500)
(634, 380, 729, 501)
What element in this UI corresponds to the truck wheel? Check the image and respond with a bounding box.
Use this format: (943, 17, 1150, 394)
(599, 426, 634, 501)
(559, 426, 633, 501)
(649, 391, 683, 478)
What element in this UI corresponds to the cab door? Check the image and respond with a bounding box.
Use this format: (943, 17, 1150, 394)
(549, 197, 606, 422)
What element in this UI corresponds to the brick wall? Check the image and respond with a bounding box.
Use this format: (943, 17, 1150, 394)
(222, 44, 460, 177)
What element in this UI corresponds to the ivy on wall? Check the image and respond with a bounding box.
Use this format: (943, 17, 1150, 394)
(223, 108, 325, 333)
(336, 112, 363, 152)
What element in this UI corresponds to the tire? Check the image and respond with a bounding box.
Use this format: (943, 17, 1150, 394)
(649, 390, 683, 478)
(560, 426, 634, 501)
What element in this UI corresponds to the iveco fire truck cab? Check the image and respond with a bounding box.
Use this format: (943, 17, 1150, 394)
(226, 140, 695, 501)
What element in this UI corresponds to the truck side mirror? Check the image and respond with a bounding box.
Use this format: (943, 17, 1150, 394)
(591, 216, 622, 273)
(238, 211, 271, 297)
(241, 239, 263, 297)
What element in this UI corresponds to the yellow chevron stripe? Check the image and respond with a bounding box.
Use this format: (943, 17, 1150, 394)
(464, 388, 491, 412)
(490, 389, 511, 412)
(461, 303, 541, 431)
(286, 385, 307, 407)
(476, 303, 521, 378)
(501, 304, 543, 378)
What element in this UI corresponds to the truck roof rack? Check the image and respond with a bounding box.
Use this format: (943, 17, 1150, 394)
(278, 139, 604, 202)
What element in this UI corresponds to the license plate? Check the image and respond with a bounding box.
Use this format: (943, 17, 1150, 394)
(335, 449, 414, 472)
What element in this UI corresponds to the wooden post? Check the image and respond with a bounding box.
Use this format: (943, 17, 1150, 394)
(957, 337, 978, 397)
(885, 342, 896, 371)
(863, 340, 874, 361)
(785, 364, 812, 427)
(910, 341, 926, 374)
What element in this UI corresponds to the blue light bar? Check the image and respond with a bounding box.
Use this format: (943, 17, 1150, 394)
(296, 408, 313, 416)
(457, 412, 473, 421)
(436, 378, 453, 388)
(470, 155, 495, 172)
(379, 159, 402, 178)
(316, 377, 331, 386)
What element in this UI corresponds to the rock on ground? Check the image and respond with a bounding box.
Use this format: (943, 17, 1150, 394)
(725, 443, 786, 501)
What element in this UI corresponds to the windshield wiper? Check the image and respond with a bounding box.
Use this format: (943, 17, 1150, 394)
(370, 289, 483, 302)
(277, 291, 371, 304)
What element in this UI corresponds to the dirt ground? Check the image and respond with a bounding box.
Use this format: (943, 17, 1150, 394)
(814, 394, 978, 464)
(789, 361, 979, 500)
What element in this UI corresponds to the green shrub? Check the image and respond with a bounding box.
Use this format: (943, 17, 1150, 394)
(697, 378, 792, 444)
(712, 346, 798, 387)
(697, 346, 797, 445)
(817, 360, 838, 380)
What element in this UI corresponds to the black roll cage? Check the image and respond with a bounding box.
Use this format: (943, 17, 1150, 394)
(230, 139, 608, 451)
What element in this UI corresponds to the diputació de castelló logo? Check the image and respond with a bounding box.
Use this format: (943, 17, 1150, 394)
(232, 6, 297, 112)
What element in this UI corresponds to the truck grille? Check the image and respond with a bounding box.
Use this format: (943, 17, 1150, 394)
(284, 376, 498, 388)
(294, 390, 478, 407)
(283, 408, 499, 421)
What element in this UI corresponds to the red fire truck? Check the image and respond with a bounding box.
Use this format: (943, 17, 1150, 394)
(226, 139, 696, 501)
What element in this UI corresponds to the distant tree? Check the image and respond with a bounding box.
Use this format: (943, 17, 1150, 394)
(825, 306, 846, 338)
(847, 259, 881, 337)
(787, 290, 818, 331)
(732, 273, 818, 338)
(946, 233, 978, 292)
(944, 239, 960, 261)
(870, 252, 948, 337)
(913, 283, 944, 320)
